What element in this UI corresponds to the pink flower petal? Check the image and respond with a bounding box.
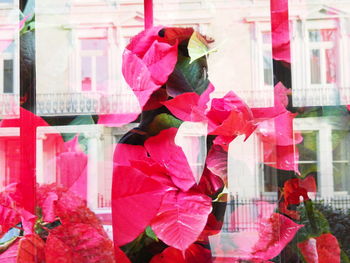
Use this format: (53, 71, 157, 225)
(45, 235, 74, 263)
(122, 50, 161, 109)
(130, 160, 177, 191)
(162, 92, 200, 121)
(0, 205, 20, 238)
(207, 91, 256, 139)
(212, 135, 236, 152)
(297, 237, 318, 263)
(97, 112, 140, 127)
(151, 190, 212, 251)
(142, 40, 178, 85)
(196, 168, 224, 197)
(18, 209, 36, 235)
(251, 82, 289, 119)
(115, 246, 131, 263)
(271, 0, 290, 63)
(112, 166, 167, 246)
(150, 244, 212, 263)
(0, 234, 45, 263)
(126, 26, 164, 57)
(41, 191, 58, 222)
(113, 143, 148, 166)
(264, 143, 300, 173)
(252, 213, 303, 260)
(206, 145, 228, 180)
(144, 128, 196, 191)
(257, 112, 302, 146)
(48, 223, 115, 262)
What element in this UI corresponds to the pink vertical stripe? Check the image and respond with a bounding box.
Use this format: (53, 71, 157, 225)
(144, 0, 153, 29)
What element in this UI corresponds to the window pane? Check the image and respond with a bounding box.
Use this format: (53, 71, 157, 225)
(263, 50, 273, 85)
(96, 55, 108, 92)
(309, 30, 321, 42)
(262, 32, 271, 44)
(81, 56, 92, 91)
(333, 163, 350, 192)
(310, 49, 321, 84)
(81, 38, 108, 51)
(263, 165, 278, 192)
(332, 130, 349, 161)
(3, 59, 13, 93)
(320, 29, 336, 42)
(325, 47, 337, 84)
(298, 131, 318, 161)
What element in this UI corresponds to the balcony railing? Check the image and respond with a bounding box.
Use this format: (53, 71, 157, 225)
(0, 93, 19, 119)
(222, 194, 350, 232)
(36, 92, 140, 116)
(293, 85, 350, 107)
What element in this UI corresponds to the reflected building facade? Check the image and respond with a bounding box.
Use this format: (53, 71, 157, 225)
(0, 0, 350, 236)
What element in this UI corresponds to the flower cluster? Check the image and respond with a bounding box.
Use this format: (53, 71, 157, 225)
(112, 26, 314, 262)
(0, 184, 114, 262)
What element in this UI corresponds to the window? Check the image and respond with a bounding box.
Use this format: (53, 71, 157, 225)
(262, 31, 273, 87)
(297, 130, 318, 183)
(0, 0, 13, 4)
(80, 38, 109, 92)
(332, 130, 350, 193)
(0, 42, 15, 94)
(259, 118, 350, 197)
(308, 29, 337, 86)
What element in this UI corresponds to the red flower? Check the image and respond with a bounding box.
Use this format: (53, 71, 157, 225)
(162, 83, 214, 122)
(283, 176, 317, 205)
(0, 234, 45, 263)
(298, 233, 341, 263)
(46, 223, 114, 263)
(206, 91, 256, 139)
(150, 243, 212, 263)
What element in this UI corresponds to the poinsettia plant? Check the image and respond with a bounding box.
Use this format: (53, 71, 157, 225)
(0, 183, 114, 262)
(110, 25, 350, 263)
(110, 26, 328, 263)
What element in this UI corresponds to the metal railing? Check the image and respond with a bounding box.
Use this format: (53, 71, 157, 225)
(222, 194, 350, 232)
(0, 93, 19, 119)
(36, 92, 140, 116)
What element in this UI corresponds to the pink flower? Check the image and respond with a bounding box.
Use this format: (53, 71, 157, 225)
(112, 128, 212, 250)
(210, 203, 303, 262)
(123, 26, 179, 110)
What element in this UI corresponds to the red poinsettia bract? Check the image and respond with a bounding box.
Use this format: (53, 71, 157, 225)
(283, 176, 317, 205)
(211, 202, 303, 262)
(150, 243, 212, 263)
(253, 83, 302, 173)
(298, 233, 341, 263)
(112, 128, 213, 250)
(123, 26, 178, 109)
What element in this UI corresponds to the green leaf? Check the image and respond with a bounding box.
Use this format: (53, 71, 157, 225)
(296, 201, 330, 242)
(166, 54, 209, 97)
(61, 115, 95, 153)
(341, 250, 350, 263)
(322, 106, 348, 117)
(147, 113, 182, 136)
(145, 226, 158, 241)
(188, 32, 217, 64)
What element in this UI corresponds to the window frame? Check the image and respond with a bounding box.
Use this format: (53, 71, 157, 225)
(69, 26, 115, 94)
